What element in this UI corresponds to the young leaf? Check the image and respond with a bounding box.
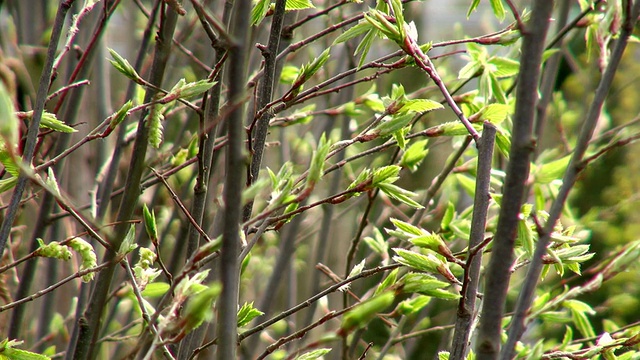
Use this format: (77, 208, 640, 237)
(373, 113, 415, 137)
(0, 82, 19, 147)
(110, 100, 133, 130)
(341, 291, 394, 333)
(108, 48, 140, 81)
(363, 228, 388, 256)
(142, 204, 158, 243)
(285, 0, 314, 11)
(0, 338, 51, 360)
(395, 295, 431, 315)
(488, 56, 520, 78)
(306, 133, 330, 189)
(294, 349, 331, 360)
(0, 150, 19, 177)
(333, 21, 372, 45)
(393, 248, 458, 283)
(237, 302, 264, 327)
(399, 99, 444, 114)
(400, 139, 429, 172)
(489, 0, 506, 21)
(183, 284, 221, 333)
(466, 0, 481, 18)
(378, 183, 423, 209)
(251, 0, 270, 25)
(118, 224, 138, 256)
(374, 268, 398, 295)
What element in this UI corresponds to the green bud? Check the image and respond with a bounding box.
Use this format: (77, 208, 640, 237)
(341, 291, 394, 333)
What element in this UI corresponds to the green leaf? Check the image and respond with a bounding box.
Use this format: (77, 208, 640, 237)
(142, 204, 158, 242)
(297, 48, 331, 84)
(279, 65, 300, 85)
(294, 349, 331, 360)
(458, 60, 482, 79)
(395, 295, 431, 315)
(466, 0, 481, 18)
(378, 183, 423, 208)
(375, 113, 414, 137)
(389, 218, 424, 237)
(41, 111, 75, 133)
(0, 339, 51, 360)
(424, 121, 483, 137)
(479, 104, 510, 124)
(306, 133, 330, 188)
(400, 99, 444, 114)
(488, 56, 520, 78)
(489, 0, 506, 21)
(400, 139, 429, 172)
(374, 268, 398, 295)
(237, 302, 264, 327)
(0, 176, 18, 194)
(569, 306, 596, 339)
(108, 48, 140, 81)
(393, 248, 441, 274)
(400, 273, 459, 299)
(0, 83, 19, 148)
(495, 130, 511, 158)
(363, 228, 388, 256)
(517, 218, 534, 257)
(341, 291, 394, 332)
(171, 79, 216, 100)
(364, 10, 401, 42)
(333, 21, 372, 45)
(355, 28, 377, 69)
(285, 0, 314, 10)
(118, 224, 138, 256)
(251, 0, 270, 25)
(110, 100, 133, 130)
(535, 155, 570, 184)
(183, 284, 221, 333)
(141, 282, 170, 297)
(441, 202, 455, 230)
(0, 150, 19, 177)
(372, 165, 400, 185)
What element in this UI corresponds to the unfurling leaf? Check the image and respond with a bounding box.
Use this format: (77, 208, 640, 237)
(294, 349, 331, 360)
(341, 291, 394, 333)
(237, 302, 264, 327)
(108, 48, 140, 82)
(400, 139, 429, 172)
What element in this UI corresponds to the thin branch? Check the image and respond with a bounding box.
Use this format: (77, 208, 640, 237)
(150, 167, 213, 243)
(0, 261, 113, 313)
(451, 122, 496, 360)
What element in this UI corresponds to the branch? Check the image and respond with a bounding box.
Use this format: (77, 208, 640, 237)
(216, 0, 253, 356)
(475, 2, 556, 359)
(451, 122, 496, 360)
(192, 264, 401, 357)
(502, 2, 640, 358)
(69, 4, 181, 359)
(0, 0, 74, 258)
(243, 0, 288, 220)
